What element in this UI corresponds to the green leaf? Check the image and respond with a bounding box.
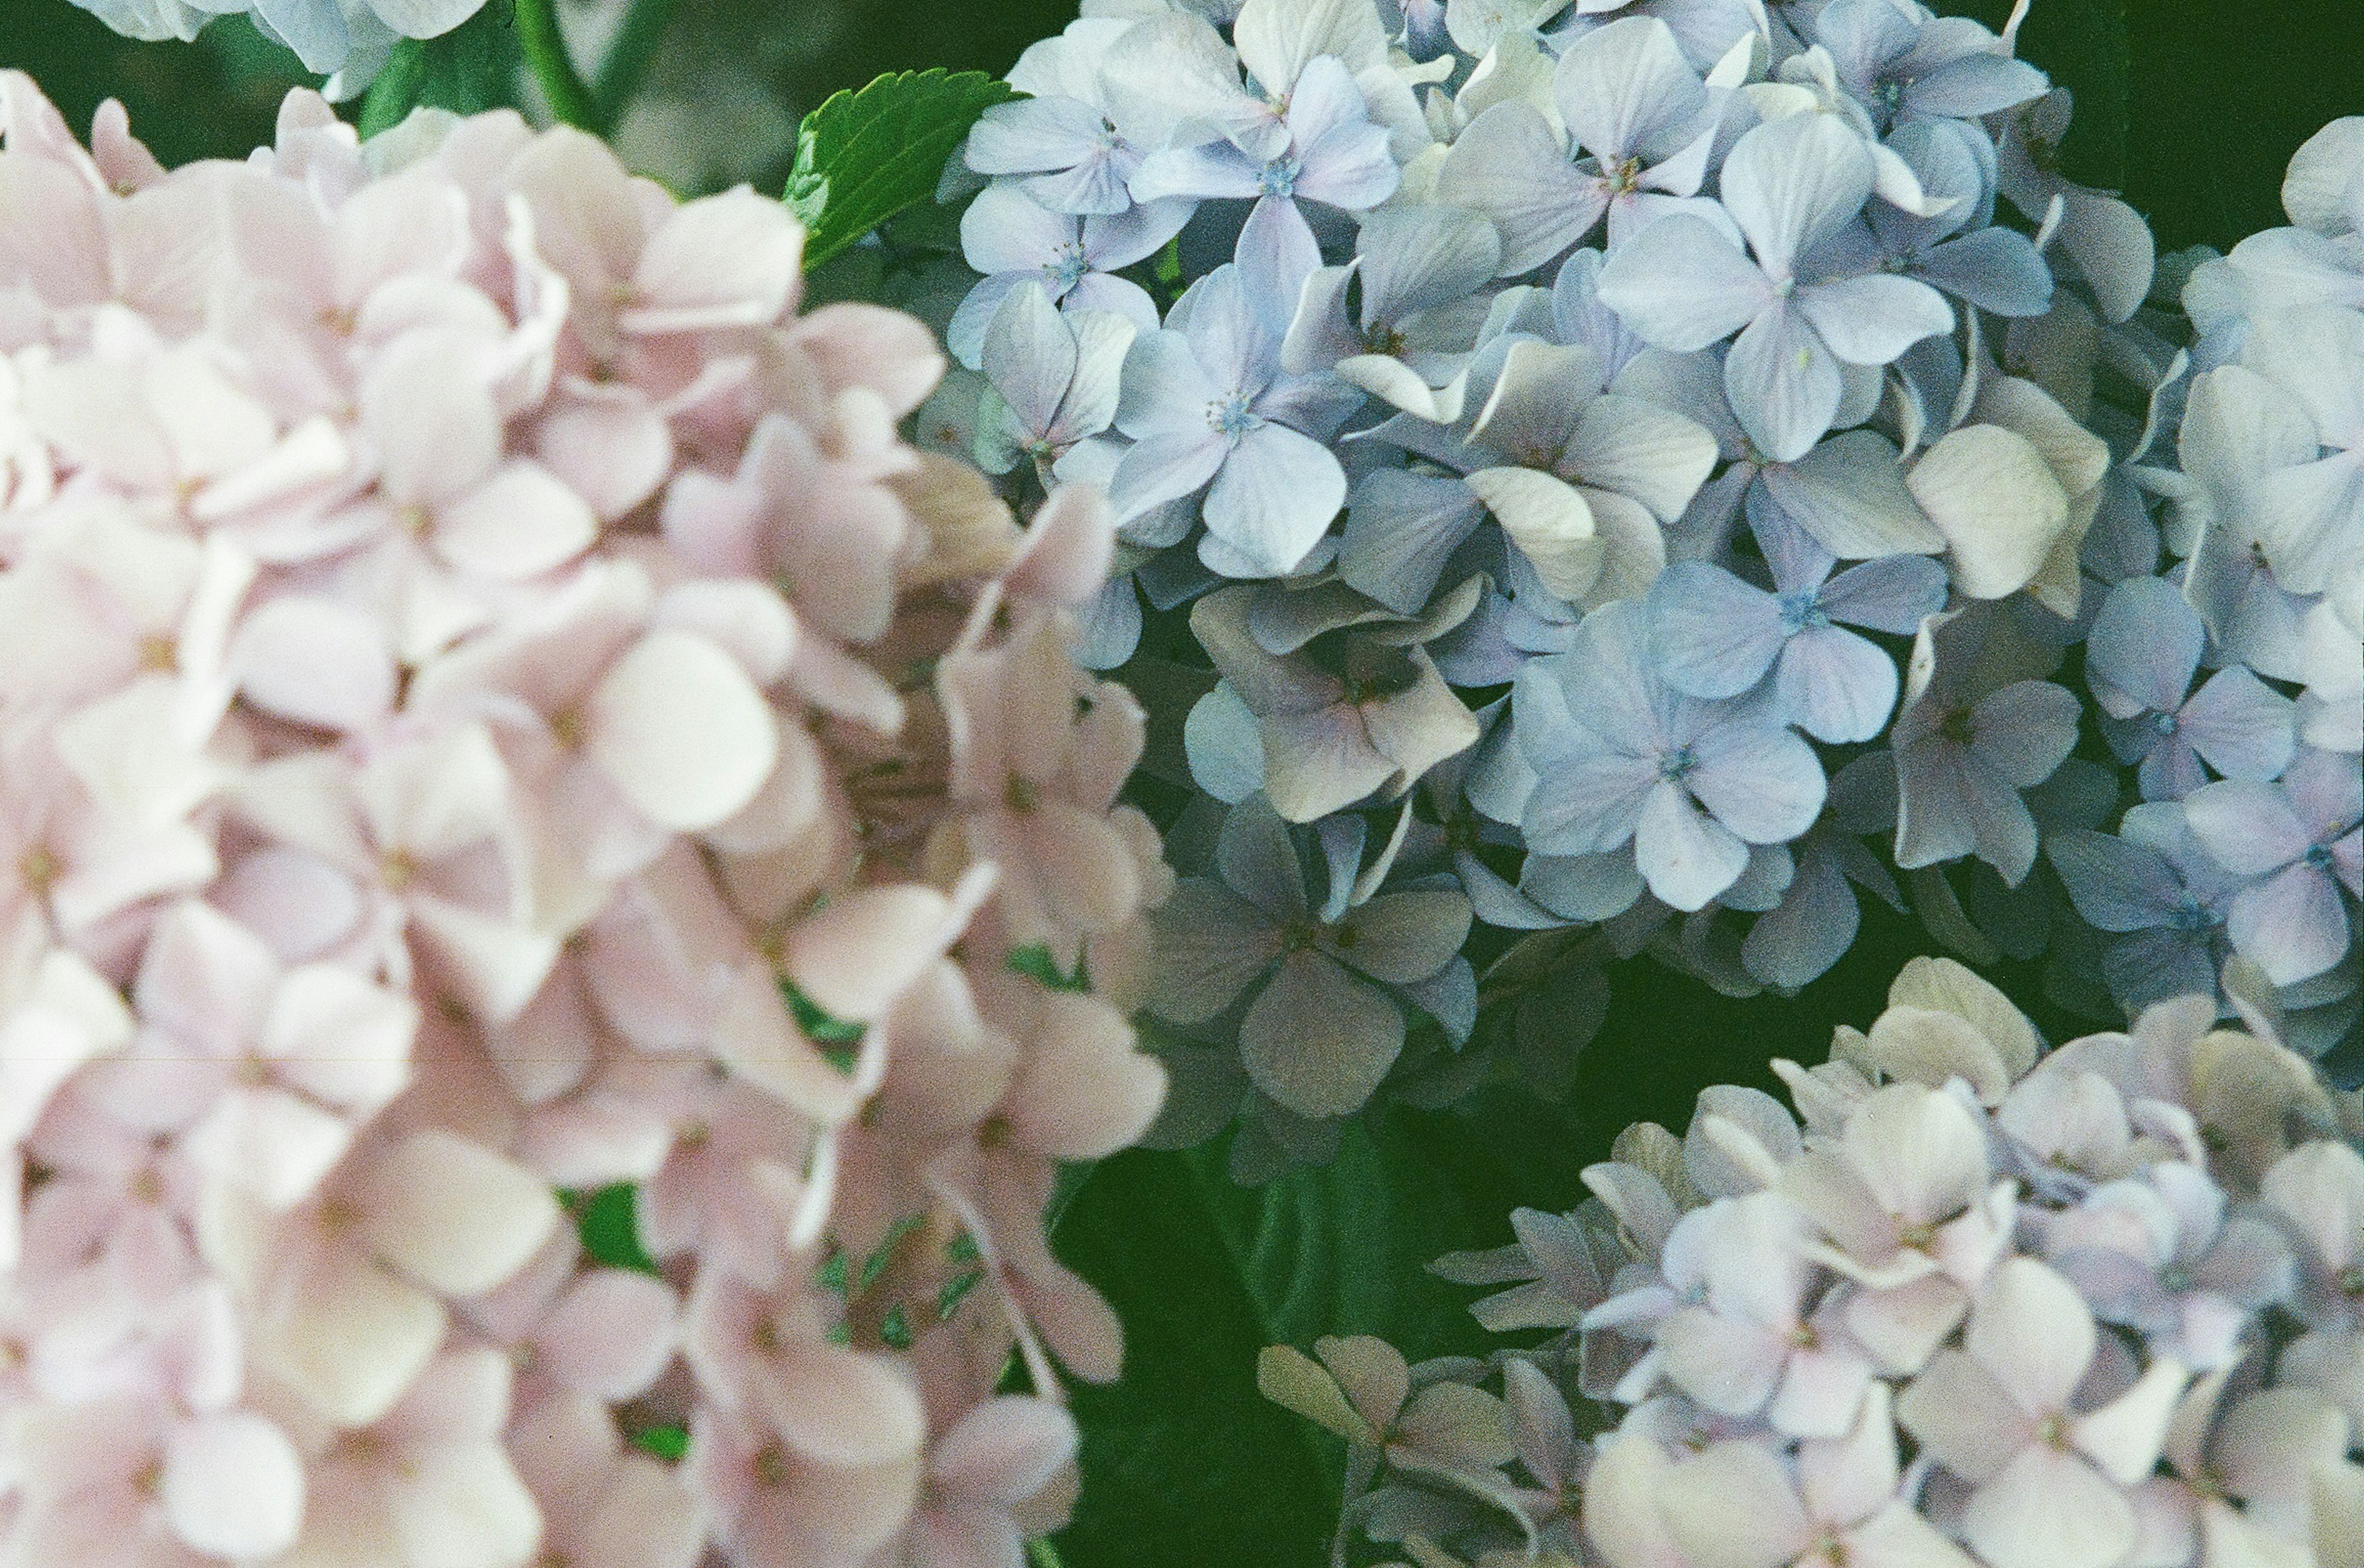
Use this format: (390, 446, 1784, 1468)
(567, 1182, 660, 1276)
(784, 68, 1021, 271)
(1050, 1089, 1599, 1568)
(358, 3, 524, 139)
(627, 1423, 688, 1461)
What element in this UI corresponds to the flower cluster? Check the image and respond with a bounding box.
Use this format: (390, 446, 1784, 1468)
(930, 0, 2360, 1165)
(0, 76, 1167, 1567)
(1264, 959, 2364, 1568)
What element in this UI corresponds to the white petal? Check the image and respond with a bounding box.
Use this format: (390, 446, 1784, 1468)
(1466, 465, 1602, 601)
(1908, 425, 2069, 599)
(163, 1412, 305, 1559)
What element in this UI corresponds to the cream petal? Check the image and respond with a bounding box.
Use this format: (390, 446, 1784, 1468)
(588, 630, 781, 833)
(1962, 1447, 2136, 1568)
(360, 1129, 563, 1298)
(162, 1412, 305, 1560)
(1908, 424, 2070, 600)
(1965, 1258, 2097, 1415)
(1657, 1441, 1811, 1568)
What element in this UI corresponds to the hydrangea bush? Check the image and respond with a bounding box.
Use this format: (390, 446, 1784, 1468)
(924, 0, 2360, 1176)
(0, 73, 1168, 1567)
(1265, 957, 2364, 1568)
(4, 0, 2360, 1563)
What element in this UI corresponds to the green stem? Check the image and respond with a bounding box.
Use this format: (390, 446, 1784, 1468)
(513, 0, 600, 131)
(1026, 1541, 1064, 1568)
(590, 0, 681, 128)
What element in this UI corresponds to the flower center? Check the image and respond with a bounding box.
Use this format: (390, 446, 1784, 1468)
(1003, 774, 1039, 813)
(2338, 1265, 2364, 1298)
(2149, 710, 2179, 736)
(1044, 244, 1090, 291)
(1660, 745, 1699, 782)
(1207, 390, 1261, 440)
(380, 848, 418, 892)
(2033, 1411, 2070, 1449)
(1777, 589, 1829, 632)
(1607, 155, 1643, 195)
(754, 1442, 793, 1487)
(15, 844, 57, 897)
(1939, 706, 1977, 745)
(1257, 155, 1302, 199)
(2168, 899, 2220, 933)
(2304, 842, 2334, 870)
(2158, 1264, 2193, 1293)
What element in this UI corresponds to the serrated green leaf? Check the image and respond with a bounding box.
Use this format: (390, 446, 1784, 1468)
(358, 4, 523, 139)
(784, 68, 1021, 271)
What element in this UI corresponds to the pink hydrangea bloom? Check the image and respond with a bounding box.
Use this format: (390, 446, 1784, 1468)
(0, 73, 1167, 1567)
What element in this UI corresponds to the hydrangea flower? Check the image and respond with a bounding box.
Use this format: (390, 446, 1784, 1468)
(1270, 963, 2364, 1568)
(0, 77, 1172, 1568)
(1598, 113, 1953, 460)
(1514, 601, 1825, 912)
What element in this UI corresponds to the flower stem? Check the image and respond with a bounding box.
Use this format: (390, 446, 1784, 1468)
(513, 0, 600, 132)
(590, 0, 681, 129)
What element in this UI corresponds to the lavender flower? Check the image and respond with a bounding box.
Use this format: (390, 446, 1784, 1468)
(971, 283, 1137, 475)
(1109, 262, 1360, 576)
(1647, 496, 1947, 742)
(2183, 747, 2362, 986)
(1598, 113, 1953, 460)
(2048, 804, 2249, 1012)
(1437, 16, 1713, 273)
(2086, 575, 2298, 800)
(1514, 601, 1825, 911)
(949, 185, 1191, 367)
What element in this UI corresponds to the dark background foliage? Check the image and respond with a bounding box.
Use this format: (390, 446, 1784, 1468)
(2, 1, 2356, 1564)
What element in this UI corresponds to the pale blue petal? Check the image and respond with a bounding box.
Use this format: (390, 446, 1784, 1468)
(960, 182, 1076, 275)
(1130, 140, 1264, 204)
(1553, 14, 1706, 164)
(1635, 779, 1748, 910)
(1234, 196, 1324, 329)
(1688, 715, 1827, 843)
(1064, 271, 1165, 337)
(2181, 667, 2299, 783)
(2088, 576, 2205, 717)
(2228, 863, 2348, 986)
(1724, 302, 1843, 463)
(1202, 422, 1348, 575)
(1814, 552, 1947, 633)
(2182, 779, 2314, 877)
(1759, 429, 1946, 557)
(1774, 625, 1899, 743)
(1084, 197, 1197, 269)
(1917, 227, 2054, 317)
(1597, 214, 1770, 350)
(1216, 795, 1309, 919)
(1742, 842, 1858, 989)
(1794, 273, 1952, 366)
(980, 281, 1079, 438)
(1903, 52, 2048, 119)
(1717, 113, 1873, 278)
(1965, 680, 2080, 789)
(1183, 267, 1278, 398)
(1647, 561, 1787, 700)
(1340, 470, 1486, 614)
(967, 97, 1113, 177)
(1521, 850, 1647, 922)
(1436, 103, 1604, 276)
(1357, 205, 1503, 327)
(1115, 330, 1221, 436)
(2045, 829, 2183, 932)
(1073, 577, 1144, 671)
(1109, 428, 1228, 521)
(1522, 748, 1660, 856)
(2104, 928, 2221, 1015)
